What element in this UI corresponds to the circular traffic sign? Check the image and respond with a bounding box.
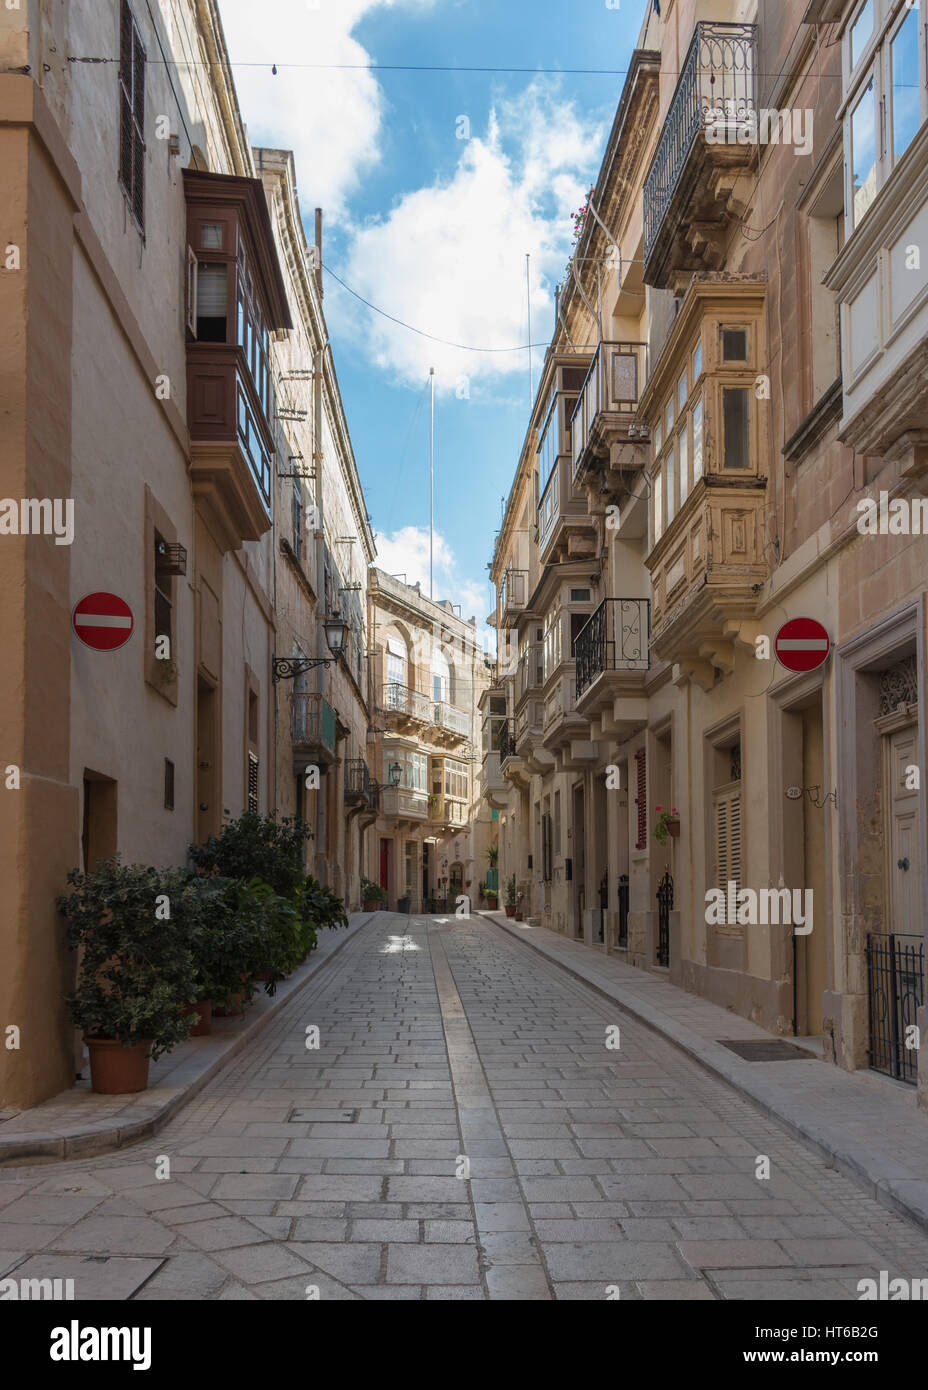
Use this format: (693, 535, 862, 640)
(774, 617, 830, 673)
(72, 592, 134, 651)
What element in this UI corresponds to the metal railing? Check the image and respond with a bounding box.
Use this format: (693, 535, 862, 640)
(499, 719, 517, 765)
(383, 682, 432, 721)
(617, 873, 630, 949)
(433, 701, 469, 736)
(866, 933, 924, 1085)
(643, 22, 757, 264)
(571, 342, 648, 480)
(290, 691, 337, 754)
(656, 870, 673, 969)
(345, 756, 372, 802)
(575, 598, 651, 699)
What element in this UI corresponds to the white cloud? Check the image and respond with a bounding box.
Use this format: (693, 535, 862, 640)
(337, 81, 605, 389)
(217, 0, 434, 216)
(372, 525, 495, 653)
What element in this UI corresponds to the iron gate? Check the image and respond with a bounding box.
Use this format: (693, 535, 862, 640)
(656, 871, 673, 968)
(617, 874, 629, 949)
(866, 933, 924, 1085)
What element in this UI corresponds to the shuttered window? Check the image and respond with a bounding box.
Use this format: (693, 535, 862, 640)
(634, 748, 647, 850)
(541, 813, 553, 882)
(713, 784, 742, 896)
(119, 1, 146, 231)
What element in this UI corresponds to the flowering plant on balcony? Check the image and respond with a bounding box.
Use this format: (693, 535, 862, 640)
(653, 805, 680, 845)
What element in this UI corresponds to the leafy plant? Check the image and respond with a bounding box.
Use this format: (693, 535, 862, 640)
(188, 810, 311, 900)
(360, 877, 387, 905)
(653, 805, 680, 846)
(486, 844, 499, 867)
(299, 876, 349, 933)
(505, 874, 518, 907)
(57, 859, 196, 1059)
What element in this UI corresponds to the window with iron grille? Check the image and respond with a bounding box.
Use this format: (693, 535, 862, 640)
(635, 747, 647, 850)
(154, 530, 172, 652)
(119, 0, 146, 232)
(247, 751, 259, 814)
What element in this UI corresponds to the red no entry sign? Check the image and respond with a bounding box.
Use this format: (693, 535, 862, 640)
(72, 592, 134, 651)
(775, 617, 830, 673)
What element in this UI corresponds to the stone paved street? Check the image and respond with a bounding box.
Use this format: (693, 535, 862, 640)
(3, 913, 928, 1301)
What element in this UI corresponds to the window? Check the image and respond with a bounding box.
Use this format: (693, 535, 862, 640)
(723, 388, 750, 469)
(692, 399, 703, 484)
(692, 341, 703, 382)
(665, 440, 676, 525)
(553, 790, 561, 857)
(653, 469, 663, 543)
(665, 399, 674, 435)
(538, 394, 560, 493)
(850, 0, 874, 71)
(678, 426, 689, 506)
(200, 223, 223, 250)
(118, 0, 145, 231)
(850, 78, 877, 228)
(196, 264, 228, 341)
(570, 588, 591, 602)
(714, 784, 742, 898)
(164, 759, 174, 811)
(678, 370, 688, 413)
(890, 6, 920, 165)
(722, 329, 747, 362)
(154, 531, 173, 653)
(386, 635, 406, 692)
(291, 480, 303, 562)
(431, 648, 451, 704)
(569, 611, 589, 657)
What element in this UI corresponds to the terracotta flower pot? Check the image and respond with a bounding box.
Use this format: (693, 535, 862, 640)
(485, 896, 498, 909)
(363, 900, 379, 912)
(667, 819, 681, 838)
(213, 992, 244, 1018)
(85, 1037, 152, 1094)
(515, 911, 524, 921)
(181, 1000, 212, 1037)
(505, 905, 516, 918)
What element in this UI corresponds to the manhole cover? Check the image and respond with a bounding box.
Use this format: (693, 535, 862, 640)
(718, 1039, 815, 1061)
(288, 1107, 359, 1123)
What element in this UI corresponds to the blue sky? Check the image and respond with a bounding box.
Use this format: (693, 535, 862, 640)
(218, 0, 643, 640)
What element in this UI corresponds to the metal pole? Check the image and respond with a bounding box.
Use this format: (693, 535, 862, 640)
(526, 253, 533, 407)
(429, 366, 435, 600)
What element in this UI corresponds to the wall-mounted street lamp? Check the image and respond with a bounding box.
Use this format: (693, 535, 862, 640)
(272, 613, 347, 682)
(389, 761, 402, 787)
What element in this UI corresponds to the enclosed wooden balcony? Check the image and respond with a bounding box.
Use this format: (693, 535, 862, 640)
(646, 479, 767, 680)
(499, 568, 529, 628)
(643, 22, 758, 289)
(571, 342, 650, 488)
(184, 169, 292, 551)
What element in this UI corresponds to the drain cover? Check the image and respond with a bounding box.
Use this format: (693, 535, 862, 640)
(718, 1039, 815, 1061)
(288, 1107, 359, 1123)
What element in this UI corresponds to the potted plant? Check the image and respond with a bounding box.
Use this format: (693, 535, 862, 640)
(360, 877, 386, 912)
(653, 805, 680, 845)
(57, 860, 197, 1094)
(504, 874, 518, 918)
(515, 890, 524, 922)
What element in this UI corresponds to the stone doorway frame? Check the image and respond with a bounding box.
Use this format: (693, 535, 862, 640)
(833, 597, 926, 1075)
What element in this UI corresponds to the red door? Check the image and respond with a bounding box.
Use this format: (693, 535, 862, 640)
(380, 838, 389, 892)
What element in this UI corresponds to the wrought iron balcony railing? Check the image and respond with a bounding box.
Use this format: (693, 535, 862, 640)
(433, 701, 469, 737)
(345, 756, 373, 802)
(571, 342, 648, 482)
(382, 681, 432, 721)
(643, 22, 757, 266)
(290, 691, 337, 755)
(575, 598, 651, 699)
(499, 719, 517, 765)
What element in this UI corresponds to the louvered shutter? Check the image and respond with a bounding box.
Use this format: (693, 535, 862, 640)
(714, 786, 742, 897)
(247, 752, 259, 814)
(131, 25, 145, 227)
(635, 748, 647, 850)
(119, 2, 133, 191)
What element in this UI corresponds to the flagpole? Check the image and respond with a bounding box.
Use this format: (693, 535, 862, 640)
(526, 253, 533, 408)
(429, 366, 435, 601)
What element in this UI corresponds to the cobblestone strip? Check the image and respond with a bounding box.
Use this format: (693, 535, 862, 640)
(428, 925, 554, 1299)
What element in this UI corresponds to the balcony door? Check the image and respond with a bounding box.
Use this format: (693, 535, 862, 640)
(886, 723, 922, 933)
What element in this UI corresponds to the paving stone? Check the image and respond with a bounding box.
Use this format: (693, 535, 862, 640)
(474, 1202, 530, 1232)
(287, 1241, 382, 1284)
(386, 1243, 480, 1284)
(678, 1240, 792, 1269)
(484, 1265, 551, 1299)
